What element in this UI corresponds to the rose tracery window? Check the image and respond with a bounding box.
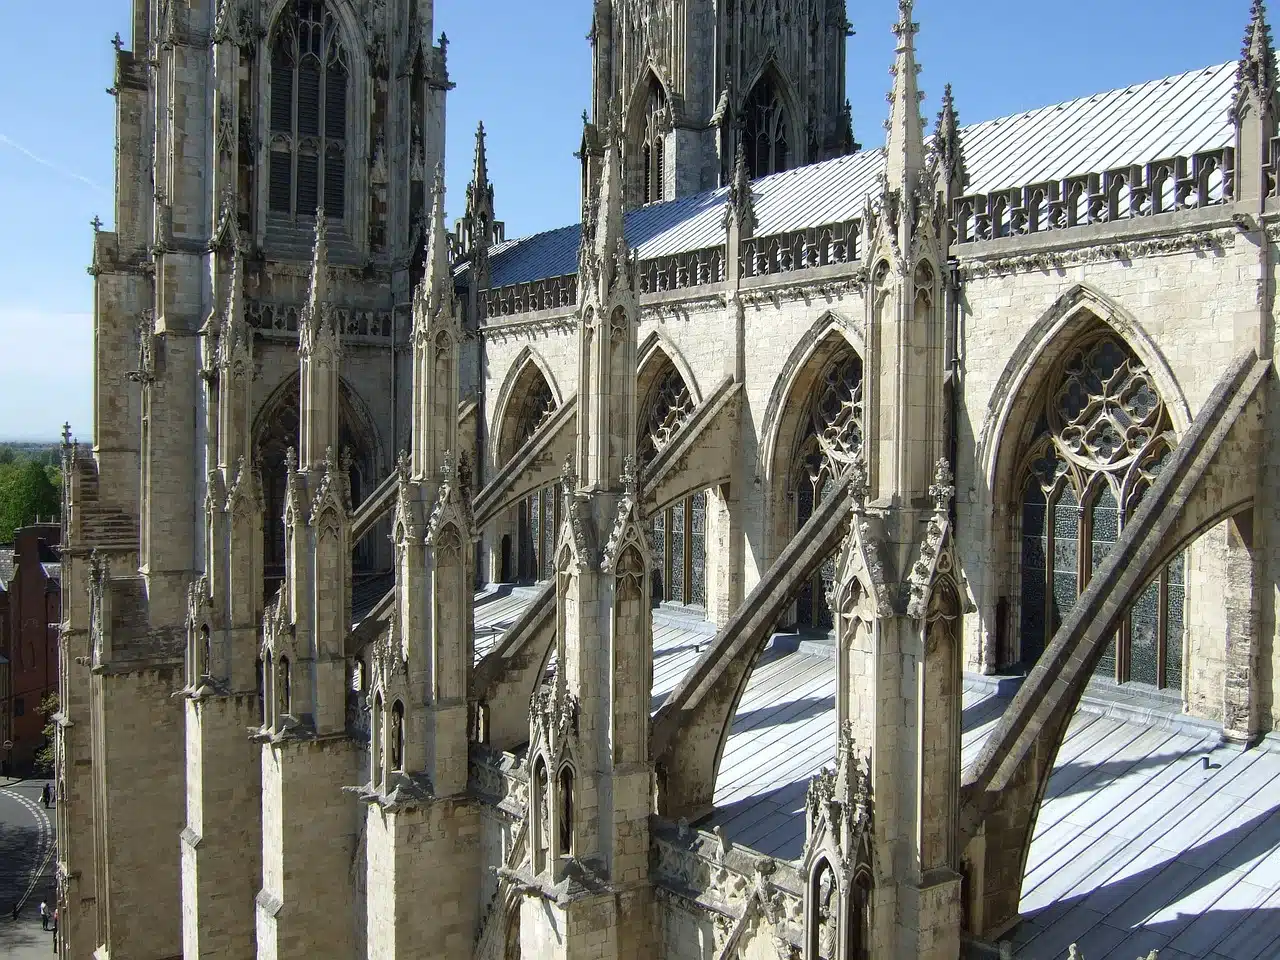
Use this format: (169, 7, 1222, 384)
(269, 0, 349, 221)
(743, 75, 790, 179)
(1017, 331, 1185, 689)
(793, 348, 864, 630)
(640, 364, 705, 607)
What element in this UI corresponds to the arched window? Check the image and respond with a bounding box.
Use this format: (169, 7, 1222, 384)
(640, 82, 668, 204)
(639, 364, 705, 606)
(557, 766, 575, 857)
(372, 692, 383, 787)
(532, 757, 550, 874)
(390, 700, 404, 771)
(847, 869, 872, 960)
(743, 74, 790, 178)
(255, 657, 266, 725)
(1016, 331, 1185, 688)
(279, 655, 292, 715)
(268, 0, 350, 221)
(512, 377, 558, 583)
(792, 348, 864, 629)
(199, 624, 211, 679)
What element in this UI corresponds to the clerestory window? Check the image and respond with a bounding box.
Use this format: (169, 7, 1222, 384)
(742, 75, 790, 178)
(268, 0, 349, 221)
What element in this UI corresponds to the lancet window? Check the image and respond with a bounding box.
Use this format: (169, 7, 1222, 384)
(1017, 331, 1184, 689)
(743, 74, 790, 178)
(640, 81, 668, 204)
(640, 365, 705, 606)
(268, 0, 350, 222)
(513, 378, 558, 583)
(792, 348, 864, 630)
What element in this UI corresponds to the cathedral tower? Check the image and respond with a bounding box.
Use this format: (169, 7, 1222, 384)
(585, 0, 855, 208)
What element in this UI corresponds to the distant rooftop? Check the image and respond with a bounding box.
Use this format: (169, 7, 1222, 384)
(470, 62, 1236, 291)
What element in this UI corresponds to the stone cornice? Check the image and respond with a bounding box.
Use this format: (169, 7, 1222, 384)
(958, 227, 1238, 280)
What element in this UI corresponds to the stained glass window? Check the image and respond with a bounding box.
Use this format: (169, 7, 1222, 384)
(1015, 331, 1185, 690)
(743, 74, 790, 178)
(649, 492, 707, 607)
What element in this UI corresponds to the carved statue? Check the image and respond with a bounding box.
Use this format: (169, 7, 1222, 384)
(817, 869, 838, 960)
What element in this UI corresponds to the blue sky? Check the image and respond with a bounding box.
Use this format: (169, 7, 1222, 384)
(0, 0, 1250, 442)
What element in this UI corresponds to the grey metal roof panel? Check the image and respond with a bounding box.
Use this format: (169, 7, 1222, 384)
(479, 63, 1236, 288)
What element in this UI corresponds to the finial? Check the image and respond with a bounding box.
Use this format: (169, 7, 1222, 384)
(61, 422, 73, 449)
(395, 449, 410, 480)
(285, 446, 298, 474)
(90, 215, 103, 233)
(1237, 0, 1277, 111)
(884, 0, 926, 190)
(324, 444, 337, 475)
(112, 32, 124, 51)
(932, 83, 966, 189)
(723, 141, 757, 235)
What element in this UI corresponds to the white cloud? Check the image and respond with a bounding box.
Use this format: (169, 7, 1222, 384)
(0, 309, 93, 442)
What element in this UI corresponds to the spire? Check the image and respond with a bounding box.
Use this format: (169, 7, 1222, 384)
(304, 208, 330, 334)
(593, 136, 626, 269)
(1237, 0, 1277, 113)
(884, 0, 926, 191)
(722, 142, 756, 236)
(421, 164, 452, 316)
(932, 83, 966, 193)
(471, 121, 490, 198)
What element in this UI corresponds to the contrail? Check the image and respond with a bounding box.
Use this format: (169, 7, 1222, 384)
(0, 133, 107, 195)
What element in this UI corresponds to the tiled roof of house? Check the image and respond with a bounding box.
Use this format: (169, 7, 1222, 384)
(467, 61, 1236, 290)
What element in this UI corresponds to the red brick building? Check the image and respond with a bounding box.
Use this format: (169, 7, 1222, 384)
(0, 523, 61, 774)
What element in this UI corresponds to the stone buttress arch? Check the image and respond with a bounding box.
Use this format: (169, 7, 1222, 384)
(490, 346, 565, 468)
(638, 328, 703, 407)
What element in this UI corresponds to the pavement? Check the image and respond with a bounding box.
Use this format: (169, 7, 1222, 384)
(0, 778, 57, 958)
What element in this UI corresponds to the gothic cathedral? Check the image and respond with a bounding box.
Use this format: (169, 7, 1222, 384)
(61, 1, 1280, 959)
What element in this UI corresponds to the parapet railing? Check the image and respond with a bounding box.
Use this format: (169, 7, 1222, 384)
(479, 274, 578, 320)
(245, 301, 398, 340)
(739, 218, 862, 278)
(951, 147, 1235, 244)
(638, 244, 726, 293)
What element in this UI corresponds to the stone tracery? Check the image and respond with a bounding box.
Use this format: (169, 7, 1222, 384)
(1017, 328, 1185, 688)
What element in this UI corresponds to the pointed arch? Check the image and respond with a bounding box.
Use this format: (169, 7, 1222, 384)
(638, 328, 703, 405)
(490, 346, 565, 467)
(252, 372, 383, 584)
(739, 59, 803, 178)
(978, 283, 1191, 500)
(625, 67, 673, 205)
(261, 0, 370, 237)
(759, 314, 864, 579)
(987, 293, 1191, 684)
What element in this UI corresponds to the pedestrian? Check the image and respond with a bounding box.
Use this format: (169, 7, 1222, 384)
(41, 784, 51, 808)
(39, 900, 48, 930)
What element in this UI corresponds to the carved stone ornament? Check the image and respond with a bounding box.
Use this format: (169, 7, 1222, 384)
(528, 687, 580, 771)
(425, 451, 477, 547)
(803, 722, 873, 878)
(830, 505, 895, 620)
(390, 451, 419, 545)
(600, 456, 650, 573)
(310, 446, 352, 522)
(558, 457, 595, 570)
(211, 0, 255, 47)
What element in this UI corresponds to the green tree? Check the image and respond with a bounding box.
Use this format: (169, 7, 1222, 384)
(34, 692, 58, 775)
(0, 459, 61, 542)
(0, 446, 14, 466)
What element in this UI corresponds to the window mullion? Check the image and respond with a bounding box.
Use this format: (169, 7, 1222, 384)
(1157, 569, 1169, 689)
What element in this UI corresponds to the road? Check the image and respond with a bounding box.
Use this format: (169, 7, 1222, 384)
(0, 778, 57, 958)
